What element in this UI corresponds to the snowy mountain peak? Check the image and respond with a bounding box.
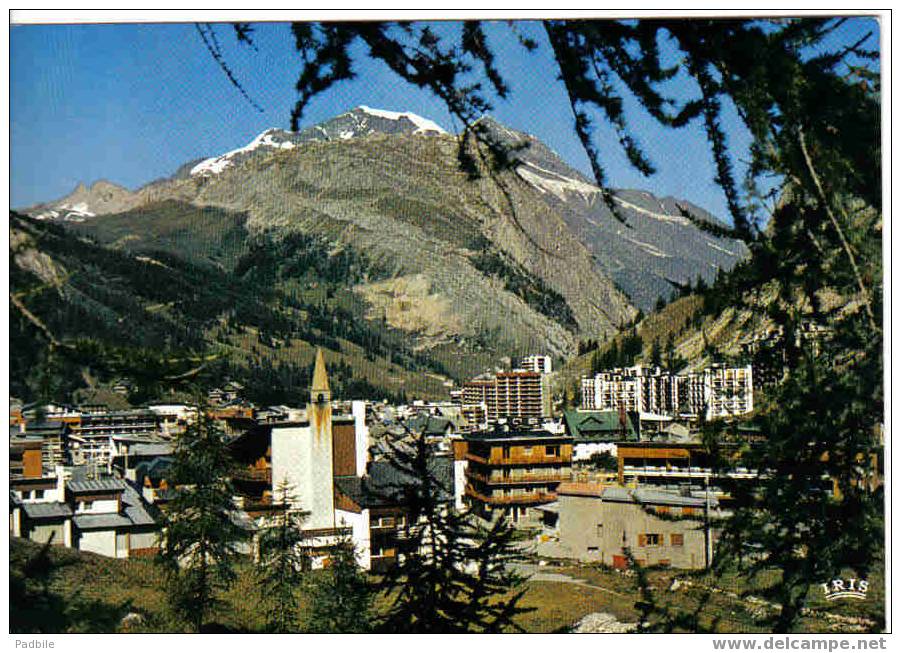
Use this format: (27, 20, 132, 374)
(190, 128, 297, 177)
(189, 107, 448, 178)
(354, 105, 447, 135)
(25, 180, 136, 222)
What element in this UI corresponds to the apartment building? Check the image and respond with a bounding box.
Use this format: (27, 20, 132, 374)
(67, 410, 164, 470)
(698, 365, 754, 418)
(615, 440, 761, 508)
(581, 365, 754, 421)
(517, 354, 552, 374)
(463, 429, 573, 524)
(462, 371, 545, 424)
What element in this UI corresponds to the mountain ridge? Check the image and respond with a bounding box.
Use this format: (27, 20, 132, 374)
(18, 106, 747, 366)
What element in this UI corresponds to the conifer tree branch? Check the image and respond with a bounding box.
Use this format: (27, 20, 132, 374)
(196, 23, 264, 113)
(797, 128, 877, 332)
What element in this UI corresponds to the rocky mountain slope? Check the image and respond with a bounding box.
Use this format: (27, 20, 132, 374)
(475, 117, 748, 310)
(17, 107, 747, 393)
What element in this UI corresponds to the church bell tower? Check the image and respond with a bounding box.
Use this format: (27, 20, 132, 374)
(270, 347, 336, 529)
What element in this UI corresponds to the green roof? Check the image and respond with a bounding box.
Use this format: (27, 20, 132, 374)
(562, 410, 639, 442)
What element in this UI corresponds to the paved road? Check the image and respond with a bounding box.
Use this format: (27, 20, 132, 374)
(510, 561, 590, 586)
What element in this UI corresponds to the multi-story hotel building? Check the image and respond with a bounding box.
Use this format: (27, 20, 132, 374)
(581, 365, 753, 421)
(463, 371, 545, 424)
(516, 354, 552, 374)
(698, 365, 754, 418)
(462, 430, 573, 523)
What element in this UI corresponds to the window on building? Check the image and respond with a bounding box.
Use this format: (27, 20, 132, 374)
(587, 546, 599, 553)
(546, 445, 560, 457)
(596, 524, 604, 537)
(638, 533, 662, 546)
(523, 446, 533, 455)
(80, 501, 93, 511)
(670, 534, 684, 547)
(34, 490, 44, 499)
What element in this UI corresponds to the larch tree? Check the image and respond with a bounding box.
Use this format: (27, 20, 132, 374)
(305, 531, 374, 633)
(255, 479, 310, 633)
(156, 399, 250, 632)
(376, 426, 530, 633)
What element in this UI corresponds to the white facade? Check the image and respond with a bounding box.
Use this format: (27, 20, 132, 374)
(336, 508, 371, 570)
(75, 497, 120, 514)
(14, 482, 65, 504)
(573, 441, 618, 462)
(271, 414, 336, 531)
(453, 459, 468, 511)
(581, 365, 754, 421)
(700, 365, 754, 419)
(352, 401, 370, 477)
(78, 529, 117, 557)
(518, 354, 552, 374)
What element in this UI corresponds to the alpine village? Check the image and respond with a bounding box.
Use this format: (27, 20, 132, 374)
(10, 17, 885, 636)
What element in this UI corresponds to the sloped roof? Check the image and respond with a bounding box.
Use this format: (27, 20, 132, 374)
(633, 487, 715, 508)
(600, 486, 634, 502)
(122, 485, 157, 526)
(129, 443, 174, 457)
(559, 483, 711, 509)
(406, 414, 455, 436)
(335, 455, 455, 509)
(562, 410, 639, 442)
(23, 502, 73, 519)
(68, 478, 127, 494)
(74, 513, 132, 529)
(134, 457, 173, 485)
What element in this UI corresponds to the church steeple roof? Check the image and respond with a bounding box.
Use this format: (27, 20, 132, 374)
(312, 348, 330, 395)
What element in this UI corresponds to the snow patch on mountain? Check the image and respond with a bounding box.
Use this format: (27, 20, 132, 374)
(357, 105, 447, 134)
(706, 239, 740, 256)
(613, 197, 691, 225)
(35, 202, 95, 222)
(619, 231, 670, 258)
(516, 161, 600, 203)
(191, 128, 296, 177)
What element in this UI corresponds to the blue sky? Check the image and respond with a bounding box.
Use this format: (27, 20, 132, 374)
(10, 18, 879, 220)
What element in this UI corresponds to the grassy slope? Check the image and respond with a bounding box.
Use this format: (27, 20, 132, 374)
(72, 200, 250, 271)
(10, 538, 882, 634)
(66, 200, 518, 390)
(11, 211, 453, 404)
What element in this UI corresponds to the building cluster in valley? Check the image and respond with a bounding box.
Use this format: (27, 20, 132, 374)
(580, 364, 754, 422)
(13, 347, 873, 574)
